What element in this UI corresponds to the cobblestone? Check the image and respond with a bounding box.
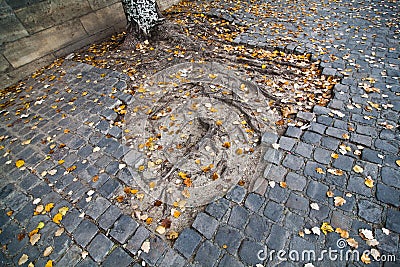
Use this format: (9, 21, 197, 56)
(192, 212, 219, 239)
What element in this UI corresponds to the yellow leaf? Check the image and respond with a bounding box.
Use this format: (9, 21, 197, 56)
(66, 165, 76, 172)
(261, 64, 267, 69)
(22, 139, 31, 145)
(45, 203, 54, 212)
(222, 142, 231, 148)
(279, 181, 287, 188)
(353, 165, 364, 173)
(315, 167, 325, 174)
(342, 133, 350, 139)
(173, 210, 181, 218)
(64, 129, 70, 134)
(321, 222, 334, 235)
(331, 153, 339, 159)
(365, 177, 374, 188)
(45, 260, 53, 267)
(6, 210, 13, 216)
(15, 159, 25, 168)
(37, 222, 45, 229)
(28, 228, 39, 237)
(326, 191, 334, 197)
(58, 207, 69, 216)
(334, 196, 346, 207)
(209, 74, 217, 79)
(146, 217, 153, 225)
(396, 160, 400, 166)
(58, 159, 65, 165)
(178, 171, 188, 179)
(361, 253, 371, 264)
(52, 213, 63, 224)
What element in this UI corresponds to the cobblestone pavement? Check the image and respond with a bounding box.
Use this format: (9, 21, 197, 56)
(1, 0, 399, 266)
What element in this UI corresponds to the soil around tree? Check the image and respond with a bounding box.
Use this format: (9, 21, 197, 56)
(68, 2, 338, 240)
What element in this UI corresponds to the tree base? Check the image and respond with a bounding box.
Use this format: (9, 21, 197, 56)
(121, 20, 200, 50)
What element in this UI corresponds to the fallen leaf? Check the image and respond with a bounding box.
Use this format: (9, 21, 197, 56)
(366, 239, 379, 247)
(334, 196, 346, 207)
(116, 196, 124, 202)
(52, 213, 63, 224)
(335, 228, 349, 239)
(353, 165, 364, 173)
(141, 241, 151, 253)
(17, 233, 26, 241)
(37, 222, 45, 229)
(156, 225, 166, 235)
(166, 230, 179, 240)
(382, 228, 390, 235)
(396, 160, 400, 167)
(370, 248, 380, 260)
(6, 210, 13, 216)
(182, 188, 190, 198)
(30, 233, 41, 245)
(18, 254, 29, 265)
(54, 227, 64, 237)
(45, 260, 53, 267)
(43, 246, 53, 257)
(321, 222, 334, 235)
(146, 217, 153, 225)
(311, 226, 321, 236)
(28, 229, 39, 237)
(58, 207, 69, 216)
(331, 153, 339, 159)
(327, 169, 344, 176)
(316, 167, 325, 174)
(82, 251, 88, 259)
(279, 181, 287, 188)
(365, 177, 374, 188)
(66, 165, 77, 172)
(326, 191, 334, 197)
(58, 159, 65, 165)
(15, 159, 25, 168)
(22, 139, 31, 145)
(172, 209, 181, 218)
(44, 203, 54, 212)
(359, 229, 374, 240)
(310, 203, 320, 210)
(346, 238, 359, 249)
(361, 253, 371, 264)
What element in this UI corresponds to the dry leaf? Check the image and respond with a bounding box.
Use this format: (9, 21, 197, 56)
(346, 238, 359, 249)
(310, 203, 320, 210)
(43, 246, 53, 257)
(166, 230, 179, 240)
(316, 167, 325, 174)
(331, 153, 339, 159)
(18, 254, 29, 265)
(37, 222, 45, 229)
(54, 227, 64, 237)
(182, 188, 190, 198)
(370, 248, 380, 260)
(334, 196, 346, 207)
(396, 160, 400, 167)
(353, 165, 364, 173)
(365, 177, 374, 188)
(45, 260, 53, 267)
(361, 253, 371, 264)
(156, 225, 166, 235)
(321, 222, 334, 235)
(279, 181, 287, 188)
(366, 239, 379, 247)
(335, 228, 349, 239)
(359, 229, 374, 240)
(141, 241, 151, 253)
(30, 233, 41, 245)
(382, 228, 390, 235)
(311, 226, 321, 236)
(326, 191, 334, 197)
(327, 169, 344, 176)
(15, 159, 25, 168)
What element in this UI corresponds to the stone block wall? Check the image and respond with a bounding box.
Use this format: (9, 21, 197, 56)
(0, 0, 180, 89)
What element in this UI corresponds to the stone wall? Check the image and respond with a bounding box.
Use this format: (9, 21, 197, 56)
(0, 0, 180, 89)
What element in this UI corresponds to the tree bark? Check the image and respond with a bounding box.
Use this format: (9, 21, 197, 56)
(121, 0, 164, 45)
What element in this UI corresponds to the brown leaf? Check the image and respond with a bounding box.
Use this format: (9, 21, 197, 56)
(17, 233, 26, 241)
(161, 218, 172, 229)
(30, 233, 41, 245)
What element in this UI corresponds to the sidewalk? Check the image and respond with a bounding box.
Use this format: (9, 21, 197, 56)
(1, 0, 399, 266)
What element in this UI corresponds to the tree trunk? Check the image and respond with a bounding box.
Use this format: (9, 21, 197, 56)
(121, 0, 164, 46)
